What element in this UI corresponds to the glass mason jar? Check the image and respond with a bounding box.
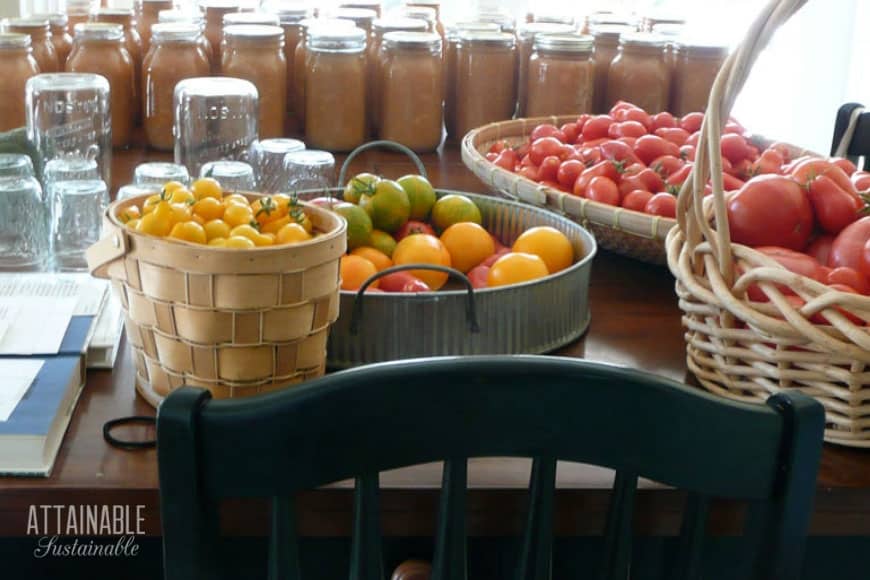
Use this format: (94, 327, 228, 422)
(605, 32, 669, 114)
(222, 24, 286, 139)
(158, 9, 214, 70)
(65, 0, 98, 36)
(0, 176, 49, 271)
(143, 23, 211, 151)
(515, 21, 574, 117)
(454, 31, 517, 139)
(472, 11, 516, 34)
(378, 32, 443, 151)
(248, 138, 305, 193)
(332, 8, 378, 36)
(43, 13, 73, 66)
(339, 1, 382, 18)
(199, 160, 256, 191)
(67, 23, 134, 148)
(136, 0, 175, 55)
(200, 0, 239, 69)
(26, 73, 112, 185)
(591, 24, 631, 114)
(527, 34, 595, 117)
(273, 4, 310, 116)
(133, 161, 190, 187)
(49, 179, 108, 271)
(405, 1, 444, 35)
(6, 18, 59, 74)
(368, 17, 427, 135)
(443, 21, 499, 140)
(0, 34, 40, 132)
(400, 6, 437, 33)
(283, 149, 335, 191)
(173, 76, 259, 176)
(0, 154, 35, 179)
(305, 27, 367, 151)
(92, 9, 144, 126)
(671, 41, 728, 116)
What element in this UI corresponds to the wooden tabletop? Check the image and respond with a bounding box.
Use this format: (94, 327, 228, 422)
(1, 140, 869, 538)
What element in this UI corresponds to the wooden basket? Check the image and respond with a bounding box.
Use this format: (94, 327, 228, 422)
(86, 194, 346, 406)
(461, 115, 676, 264)
(666, 0, 870, 447)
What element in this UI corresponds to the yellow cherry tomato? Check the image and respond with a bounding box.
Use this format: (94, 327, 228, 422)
(223, 203, 254, 227)
(162, 181, 186, 197)
(169, 188, 196, 205)
(117, 205, 141, 224)
(261, 215, 291, 234)
(203, 219, 231, 241)
(251, 196, 282, 226)
(230, 224, 273, 246)
(168, 221, 207, 244)
(208, 237, 227, 247)
(169, 203, 193, 226)
(142, 194, 163, 214)
(126, 218, 140, 230)
(225, 235, 256, 249)
(191, 214, 205, 225)
(223, 193, 250, 207)
(191, 177, 223, 200)
(193, 196, 225, 221)
(137, 201, 173, 237)
(272, 193, 292, 215)
(276, 222, 312, 244)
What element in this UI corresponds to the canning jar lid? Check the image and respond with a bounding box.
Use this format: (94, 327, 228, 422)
(223, 24, 285, 42)
(517, 21, 575, 41)
(372, 17, 428, 32)
(284, 149, 334, 166)
(619, 32, 668, 48)
(529, 13, 575, 26)
(0, 33, 31, 48)
(401, 6, 436, 23)
(382, 31, 441, 49)
(590, 24, 634, 41)
(158, 9, 204, 24)
(332, 8, 378, 26)
(40, 13, 69, 27)
(308, 26, 366, 51)
(457, 30, 516, 47)
(223, 12, 281, 26)
(299, 17, 357, 32)
(73, 23, 124, 41)
(90, 8, 134, 20)
(270, 1, 311, 24)
(5, 17, 51, 31)
(25, 72, 110, 91)
(445, 21, 499, 34)
(151, 22, 201, 43)
(534, 33, 594, 53)
(472, 11, 516, 32)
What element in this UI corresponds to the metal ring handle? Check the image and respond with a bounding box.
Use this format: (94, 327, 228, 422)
(349, 264, 481, 335)
(338, 140, 428, 186)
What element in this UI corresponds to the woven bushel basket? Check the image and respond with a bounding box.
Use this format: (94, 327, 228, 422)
(666, 0, 870, 447)
(462, 115, 676, 265)
(86, 194, 346, 407)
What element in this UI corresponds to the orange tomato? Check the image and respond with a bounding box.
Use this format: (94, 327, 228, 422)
(276, 223, 312, 244)
(487, 253, 549, 287)
(193, 196, 225, 221)
(261, 215, 291, 234)
(223, 193, 250, 207)
(511, 226, 574, 274)
(439, 222, 495, 273)
(168, 221, 207, 245)
(392, 234, 452, 290)
(340, 255, 379, 290)
(230, 224, 274, 246)
(117, 205, 141, 224)
(351, 246, 393, 271)
(252, 196, 282, 226)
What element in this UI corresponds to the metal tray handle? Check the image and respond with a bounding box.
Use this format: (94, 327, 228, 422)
(350, 264, 481, 335)
(338, 140, 429, 185)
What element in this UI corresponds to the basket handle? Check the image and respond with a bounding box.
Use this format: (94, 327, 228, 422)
(337, 140, 428, 186)
(86, 222, 129, 280)
(349, 264, 481, 336)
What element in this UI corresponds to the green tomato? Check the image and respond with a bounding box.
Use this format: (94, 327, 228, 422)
(397, 174, 437, 221)
(358, 179, 411, 233)
(343, 172, 380, 204)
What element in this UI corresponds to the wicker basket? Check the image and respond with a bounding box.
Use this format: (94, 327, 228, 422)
(666, 0, 870, 447)
(462, 115, 676, 264)
(86, 194, 346, 407)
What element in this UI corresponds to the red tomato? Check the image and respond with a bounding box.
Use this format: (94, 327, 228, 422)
(578, 147, 602, 166)
(680, 145, 696, 161)
(685, 131, 701, 148)
(667, 164, 694, 187)
(622, 162, 645, 176)
(726, 175, 814, 250)
(608, 120, 647, 139)
(493, 149, 518, 172)
(586, 176, 621, 206)
(789, 158, 856, 194)
(721, 173, 745, 191)
(827, 267, 869, 294)
(488, 140, 510, 154)
(560, 122, 580, 144)
(617, 136, 638, 148)
(806, 235, 834, 266)
(480, 247, 511, 267)
(485, 152, 497, 162)
(621, 190, 653, 212)
(851, 171, 870, 192)
(645, 193, 677, 217)
(520, 153, 535, 167)
(634, 135, 680, 165)
(650, 111, 678, 130)
(539, 180, 563, 191)
(831, 157, 858, 176)
(724, 119, 746, 134)
(379, 271, 421, 292)
(680, 112, 704, 133)
(583, 137, 609, 148)
(582, 115, 615, 141)
(402, 278, 432, 293)
(745, 246, 824, 302)
(613, 106, 653, 129)
(538, 155, 561, 183)
(467, 265, 490, 289)
(830, 217, 870, 275)
(636, 168, 665, 192)
(515, 142, 530, 158)
(556, 159, 585, 190)
(609, 100, 638, 116)
(649, 155, 684, 178)
(574, 160, 620, 195)
(654, 127, 690, 146)
(767, 142, 795, 164)
(729, 159, 754, 181)
(782, 155, 814, 173)
(575, 114, 591, 132)
(752, 148, 785, 176)
(518, 165, 539, 182)
(531, 123, 567, 143)
(530, 137, 564, 165)
(618, 175, 648, 197)
(599, 140, 640, 165)
(720, 133, 755, 164)
(807, 175, 863, 234)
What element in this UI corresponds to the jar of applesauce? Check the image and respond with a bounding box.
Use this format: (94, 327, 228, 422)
(158, 10, 213, 71)
(305, 26, 367, 151)
(91, 9, 143, 125)
(137, 0, 175, 55)
(515, 21, 574, 117)
(222, 24, 286, 139)
(443, 21, 498, 140)
(332, 8, 378, 35)
(527, 34, 595, 117)
(143, 23, 210, 150)
(400, 6, 437, 34)
(6, 18, 59, 73)
(339, 2, 382, 18)
(368, 17, 427, 135)
(378, 31, 442, 151)
(39, 14, 73, 66)
(605, 32, 669, 114)
(67, 23, 134, 148)
(591, 25, 631, 113)
(273, 4, 310, 116)
(200, 0, 239, 68)
(671, 41, 728, 116)
(454, 31, 517, 139)
(65, 0, 96, 35)
(405, 0, 444, 35)
(0, 34, 40, 132)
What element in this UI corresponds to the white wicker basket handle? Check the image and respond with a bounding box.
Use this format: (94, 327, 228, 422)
(86, 221, 129, 280)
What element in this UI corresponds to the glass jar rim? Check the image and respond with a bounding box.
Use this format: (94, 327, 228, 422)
(91, 8, 133, 19)
(253, 138, 306, 154)
(457, 30, 515, 46)
(200, 160, 254, 176)
(6, 18, 51, 31)
(0, 154, 34, 172)
(223, 24, 285, 40)
(73, 23, 124, 41)
(152, 22, 201, 42)
(284, 150, 334, 166)
(517, 21, 575, 40)
(299, 17, 357, 31)
(159, 9, 204, 24)
(534, 33, 593, 53)
(0, 176, 40, 192)
(223, 12, 281, 26)
(31, 12, 69, 27)
(332, 8, 378, 23)
(271, 1, 311, 23)
(49, 179, 108, 194)
(26, 72, 110, 91)
(445, 21, 499, 36)
(0, 33, 32, 48)
(308, 26, 366, 50)
(174, 76, 258, 97)
(382, 30, 441, 49)
(620, 32, 668, 48)
(372, 17, 429, 32)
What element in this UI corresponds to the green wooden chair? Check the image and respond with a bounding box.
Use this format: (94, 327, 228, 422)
(157, 355, 825, 580)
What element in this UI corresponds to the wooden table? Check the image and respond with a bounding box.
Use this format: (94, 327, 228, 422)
(1, 141, 869, 541)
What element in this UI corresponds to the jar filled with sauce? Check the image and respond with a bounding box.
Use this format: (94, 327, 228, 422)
(305, 26, 367, 151)
(0, 34, 40, 132)
(606, 32, 669, 114)
(472, 11, 516, 34)
(222, 24, 286, 139)
(65, 0, 97, 35)
(331, 8, 377, 36)
(143, 23, 211, 150)
(454, 31, 517, 139)
(378, 31, 442, 151)
(404, 1, 444, 36)
(515, 22, 574, 118)
(444, 21, 499, 140)
(6, 18, 59, 73)
(591, 25, 631, 113)
(339, 2, 382, 18)
(67, 23, 134, 148)
(200, 0, 239, 68)
(527, 33, 595, 117)
(43, 14, 73, 65)
(400, 6, 437, 34)
(368, 17, 428, 135)
(158, 9, 213, 71)
(92, 9, 143, 125)
(671, 41, 728, 116)
(137, 0, 175, 55)
(273, 4, 310, 117)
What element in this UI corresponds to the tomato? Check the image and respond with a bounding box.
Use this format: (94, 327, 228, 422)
(488, 140, 510, 155)
(827, 267, 869, 294)
(650, 112, 678, 130)
(667, 164, 694, 187)
(582, 115, 615, 141)
(530, 123, 566, 143)
(724, 119, 746, 135)
(831, 157, 857, 176)
(635, 168, 665, 192)
(645, 193, 677, 217)
(578, 147, 602, 166)
(617, 137, 638, 149)
(650, 155, 684, 178)
(789, 158, 856, 194)
(485, 152, 498, 162)
(586, 176, 620, 206)
(654, 127, 690, 146)
(560, 122, 580, 144)
(613, 106, 652, 129)
(783, 155, 814, 173)
(679, 144, 696, 161)
(466, 264, 490, 289)
(395, 220, 436, 241)
(518, 165, 539, 182)
(608, 120, 647, 139)
(807, 174, 862, 234)
(685, 131, 701, 148)
(720, 133, 755, 164)
(555, 159, 584, 190)
(539, 180, 563, 191)
(766, 142, 795, 164)
(721, 173, 745, 191)
(727, 175, 814, 250)
(493, 148, 518, 172)
(744, 246, 824, 302)
(574, 160, 620, 196)
(621, 190, 653, 212)
(599, 140, 640, 165)
(851, 171, 870, 192)
(609, 100, 638, 115)
(829, 217, 870, 276)
(622, 162, 645, 176)
(538, 155, 561, 183)
(806, 235, 834, 265)
(634, 135, 680, 165)
(752, 148, 785, 176)
(529, 137, 564, 165)
(618, 175, 648, 198)
(378, 271, 419, 292)
(728, 159, 754, 181)
(680, 112, 704, 133)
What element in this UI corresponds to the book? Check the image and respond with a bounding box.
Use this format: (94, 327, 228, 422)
(86, 292, 124, 370)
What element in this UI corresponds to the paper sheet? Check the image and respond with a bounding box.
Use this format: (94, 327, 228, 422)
(0, 276, 80, 355)
(0, 359, 44, 421)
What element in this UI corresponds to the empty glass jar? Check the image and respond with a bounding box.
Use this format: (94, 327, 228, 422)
(43, 156, 100, 190)
(249, 138, 305, 193)
(0, 154, 34, 179)
(0, 34, 40, 132)
(133, 162, 190, 188)
(0, 176, 49, 271)
(49, 179, 108, 271)
(284, 150, 335, 192)
(199, 160, 256, 191)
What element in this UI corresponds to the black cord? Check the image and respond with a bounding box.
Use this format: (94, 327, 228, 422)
(103, 416, 157, 450)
